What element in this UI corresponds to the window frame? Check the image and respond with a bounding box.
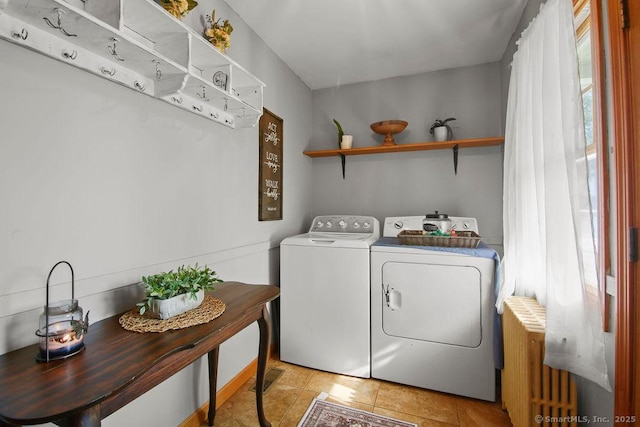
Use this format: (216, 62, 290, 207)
(573, 0, 610, 330)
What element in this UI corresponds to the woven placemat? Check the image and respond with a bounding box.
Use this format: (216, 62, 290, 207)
(119, 295, 226, 333)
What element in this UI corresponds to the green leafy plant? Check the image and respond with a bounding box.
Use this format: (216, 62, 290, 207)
(333, 119, 344, 149)
(429, 117, 456, 135)
(137, 264, 222, 315)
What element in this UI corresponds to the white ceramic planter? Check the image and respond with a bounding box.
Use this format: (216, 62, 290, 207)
(149, 289, 205, 320)
(434, 126, 449, 142)
(340, 135, 353, 149)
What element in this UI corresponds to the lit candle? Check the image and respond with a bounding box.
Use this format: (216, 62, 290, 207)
(38, 321, 85, 360)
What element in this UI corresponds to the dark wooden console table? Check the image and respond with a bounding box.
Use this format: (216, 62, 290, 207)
(0, 282, 280, 427)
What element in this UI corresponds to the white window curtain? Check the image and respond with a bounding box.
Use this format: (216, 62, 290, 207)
(496, 0, 611, 391)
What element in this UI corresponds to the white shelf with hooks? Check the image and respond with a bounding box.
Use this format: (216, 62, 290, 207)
(0, 0, 265, 128)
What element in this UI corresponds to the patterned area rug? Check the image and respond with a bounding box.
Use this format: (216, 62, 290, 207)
(298, 398, 417, 427)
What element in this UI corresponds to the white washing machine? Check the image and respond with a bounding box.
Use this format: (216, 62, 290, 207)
(370, 216, 499, 401)
(280, 215, 380, 378)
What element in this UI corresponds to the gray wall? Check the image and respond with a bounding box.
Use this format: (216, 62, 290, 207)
(0, 0, 617, 424)
(499, 0, 615, 421)
(0, 1, 312, 425)
(309, 62, 504, 249)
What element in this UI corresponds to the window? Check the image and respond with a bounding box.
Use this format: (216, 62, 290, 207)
(576, 1, 596, 242)
(574, 0, 610, 328)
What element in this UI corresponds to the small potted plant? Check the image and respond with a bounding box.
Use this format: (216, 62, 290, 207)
(137, 264, 222, 319)
(429, 117, 456, 142)
(333, 119, 352, 149)
(160, 0, 198, 20)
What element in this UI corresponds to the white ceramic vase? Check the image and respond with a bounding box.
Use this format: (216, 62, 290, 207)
(149, 289, 205, 319)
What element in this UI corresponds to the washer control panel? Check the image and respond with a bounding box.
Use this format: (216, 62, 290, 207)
(310, 215, 379, 234)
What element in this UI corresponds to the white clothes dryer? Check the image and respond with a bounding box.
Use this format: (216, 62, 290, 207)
(280, 215, 380, 378)
(370, 216, 499, 401)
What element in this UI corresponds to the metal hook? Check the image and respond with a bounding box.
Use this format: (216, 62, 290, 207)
(43, 8, 77, 37)
(134, 81, 146, 92)
(197, 86, 210, 101)
(43, 9, 62, 28)
(211, 112, 219, 119)
(61, 49, 77, 60)
(59, 26, 77, 38)
(171, 96, 183, 104)
(193, 105, 203, 112)
(107, 37, 124, 62)
(153, 60, 162, 80)
(100, 66, 116, 76)
(11, 28, 28, 40)
(223, 97, 228, 112)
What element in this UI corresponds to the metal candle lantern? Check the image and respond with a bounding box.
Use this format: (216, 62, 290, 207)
(35, 261, 89, 362)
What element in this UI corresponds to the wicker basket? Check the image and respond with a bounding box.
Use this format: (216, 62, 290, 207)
(397, 230, 481, 248)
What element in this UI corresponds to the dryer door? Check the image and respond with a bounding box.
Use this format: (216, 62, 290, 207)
(381, 261, 482, 347)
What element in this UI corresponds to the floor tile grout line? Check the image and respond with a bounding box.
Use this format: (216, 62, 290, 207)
(372, 380, 381, 411)
(302, 369, 318, 394)
(275, 385, 303, 427)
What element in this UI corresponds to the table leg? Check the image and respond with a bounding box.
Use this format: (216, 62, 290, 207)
(54, 405, 101, 427)
(207, 346, 219, 426)
(256, 305, 272, 427)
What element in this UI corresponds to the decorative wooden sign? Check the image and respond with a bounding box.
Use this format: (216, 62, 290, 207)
(258, 108, 283, 221)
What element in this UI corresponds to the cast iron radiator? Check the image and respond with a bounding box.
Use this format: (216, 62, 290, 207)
(501, 296, 578, 427)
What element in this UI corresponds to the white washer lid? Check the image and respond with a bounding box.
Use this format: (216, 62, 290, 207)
(281, 232, 379, 248)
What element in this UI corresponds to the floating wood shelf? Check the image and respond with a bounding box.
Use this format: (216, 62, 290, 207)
(303, 137, 505, 157)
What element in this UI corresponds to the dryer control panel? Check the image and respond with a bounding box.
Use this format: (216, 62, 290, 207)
(382, 216, 479, 237)
(309, 215, 379, 234)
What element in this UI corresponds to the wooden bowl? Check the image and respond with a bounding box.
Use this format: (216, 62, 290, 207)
(370, 120, 408, 146)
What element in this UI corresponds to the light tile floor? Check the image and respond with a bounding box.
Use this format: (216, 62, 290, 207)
(207, 356, 513, 426)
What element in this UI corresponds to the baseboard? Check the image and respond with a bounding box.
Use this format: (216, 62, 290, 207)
(179, 345, 274, 427)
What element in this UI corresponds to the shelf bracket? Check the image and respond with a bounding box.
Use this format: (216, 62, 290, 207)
(452, 144, 459, 175)
(340, 153, 346, 179)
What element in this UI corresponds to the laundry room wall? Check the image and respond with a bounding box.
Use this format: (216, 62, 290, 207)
(309, 62, 504, 251)
(0, 1, 312, 425)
